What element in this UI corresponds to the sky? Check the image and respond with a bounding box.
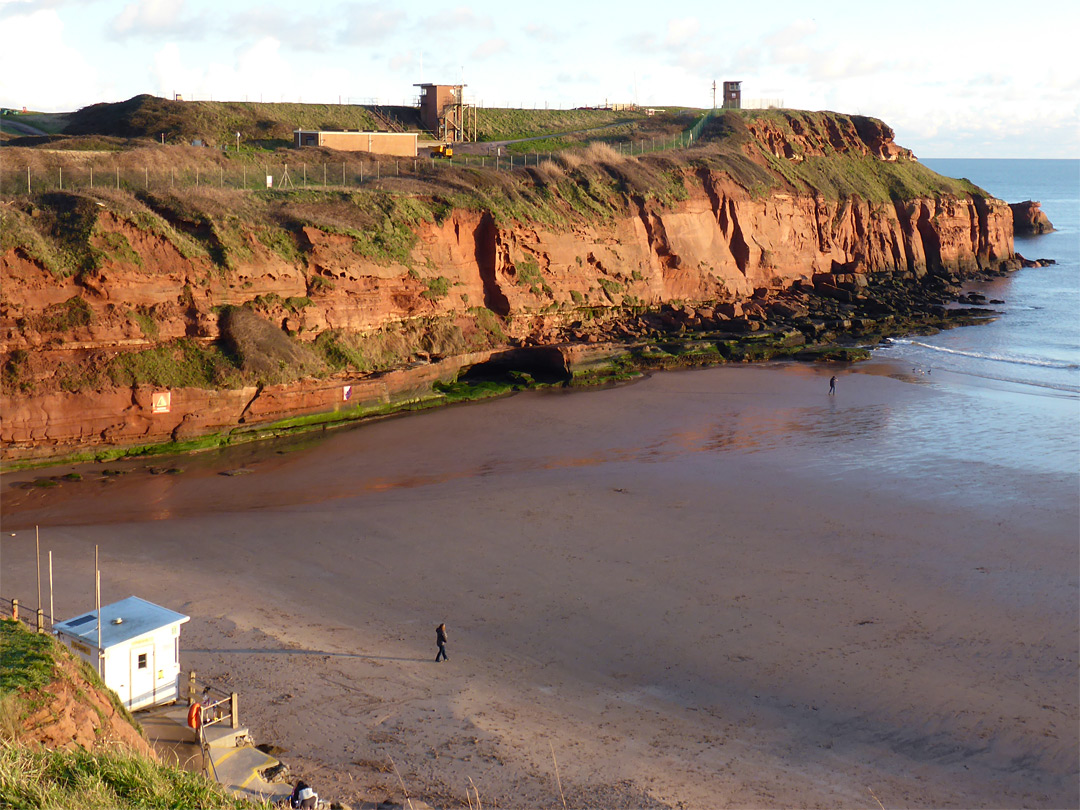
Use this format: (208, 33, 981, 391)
(1, 0, 1077, 158)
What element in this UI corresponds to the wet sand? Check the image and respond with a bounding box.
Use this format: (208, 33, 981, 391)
(2, 363, 1076, 808)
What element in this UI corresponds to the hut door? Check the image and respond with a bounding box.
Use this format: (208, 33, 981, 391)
(130, 643, 155, 709)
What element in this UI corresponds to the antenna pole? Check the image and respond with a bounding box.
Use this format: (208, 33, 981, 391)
(95, 546, 102, 675)
(35, 526, 41, 615)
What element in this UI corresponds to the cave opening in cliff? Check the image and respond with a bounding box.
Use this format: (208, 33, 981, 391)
(458, 347, 570, 386)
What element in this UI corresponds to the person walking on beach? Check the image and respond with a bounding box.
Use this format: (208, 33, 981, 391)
(829, 375, 837, 395)
(435, 622, 448, 662)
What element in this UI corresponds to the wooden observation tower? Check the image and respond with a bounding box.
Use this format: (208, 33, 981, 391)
(414, 83, 477, 143)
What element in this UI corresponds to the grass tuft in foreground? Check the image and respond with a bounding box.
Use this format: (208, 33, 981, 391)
(0, 745, 263, 810)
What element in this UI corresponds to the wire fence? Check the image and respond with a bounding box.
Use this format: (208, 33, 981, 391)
(1, 594, 53, 633)
(0, 111, 715, 197)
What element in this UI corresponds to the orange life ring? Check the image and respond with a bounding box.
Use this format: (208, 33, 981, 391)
(187, 702, 202, 729)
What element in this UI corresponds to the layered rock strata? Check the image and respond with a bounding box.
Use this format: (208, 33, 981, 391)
(0, 119, 1017, 461)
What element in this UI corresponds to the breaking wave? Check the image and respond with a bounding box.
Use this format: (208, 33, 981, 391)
(885, 338, 1079, 371)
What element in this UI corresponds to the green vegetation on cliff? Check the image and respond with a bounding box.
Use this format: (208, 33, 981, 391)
(0, 103, 1007, 466)
(34, 94, 653, 149)
(0, 746, 259, 810)
(0, 620, 257, 809)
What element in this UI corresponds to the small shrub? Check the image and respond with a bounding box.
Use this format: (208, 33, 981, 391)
(284, 296, 313, 312)
(256, 225, 301, 263)
(36, 296, 92, 333)
(128, 308, 158, 339)
(96, 230, 143, 267)
(308, 275, 335, 293)
(598, 278, 623, 296)
(515, 257, 550, 295)
(422, 276, 451, 300)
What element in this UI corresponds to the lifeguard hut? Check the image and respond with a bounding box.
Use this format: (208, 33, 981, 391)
(53, 596, 190, 711)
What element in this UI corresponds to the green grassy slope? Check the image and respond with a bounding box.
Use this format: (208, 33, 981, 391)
(0, 619, 259, 810)
(55, 95, 661, 148)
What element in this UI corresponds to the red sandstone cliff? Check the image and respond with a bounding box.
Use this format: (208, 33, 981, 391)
(0, 112, 1015, 461)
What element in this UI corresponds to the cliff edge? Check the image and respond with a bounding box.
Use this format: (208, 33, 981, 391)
(0, 110, 1017, 462)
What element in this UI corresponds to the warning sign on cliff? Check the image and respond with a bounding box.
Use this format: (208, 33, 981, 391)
(343, 385, 352, 402)
(151, 391, 171, 414)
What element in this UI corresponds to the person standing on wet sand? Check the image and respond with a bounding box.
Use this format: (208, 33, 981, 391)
(829, 375, 837, 395)
(435, 623, 448, 662)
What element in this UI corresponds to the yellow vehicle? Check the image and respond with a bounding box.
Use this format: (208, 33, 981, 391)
(433, 143, 453, 158)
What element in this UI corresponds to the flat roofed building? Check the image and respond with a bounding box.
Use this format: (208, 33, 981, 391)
(53, 596, 190, 711)
(293, 130, 418, 157)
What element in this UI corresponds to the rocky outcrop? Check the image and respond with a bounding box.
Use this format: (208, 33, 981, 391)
(742, 111, 915, 162)
(0, 118, 1017, 462)
(1009, 200, 1054, 235)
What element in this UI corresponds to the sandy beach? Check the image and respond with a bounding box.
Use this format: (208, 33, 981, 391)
(2, 362, 1076, 808)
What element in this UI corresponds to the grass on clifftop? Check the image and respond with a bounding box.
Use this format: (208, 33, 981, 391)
(474, 107, 645, 141)
(52, 95, 651, 148)
(64, 95, 388, 149)
(0, 620, 260, 810)
(0, 620, 56, 698)
(696, 111, 988, 202)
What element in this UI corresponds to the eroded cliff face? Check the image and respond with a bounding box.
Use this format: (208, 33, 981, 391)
(0, 119, 1016, 461)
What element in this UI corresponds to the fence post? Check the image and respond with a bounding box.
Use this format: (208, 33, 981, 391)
(116, 166, 119, 189)
(26, 166, 30, 194)
(90, 167, 93, 189)
(188, 671, 197, 705)
(59, 167, 62, 190)
(230, 692, 239, 729)
(11, 598, 18, 621)
(36, 608, 43, 634)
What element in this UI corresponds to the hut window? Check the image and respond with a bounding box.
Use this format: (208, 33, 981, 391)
(174, 637, 179, 664)
(137, 653, 148, 669)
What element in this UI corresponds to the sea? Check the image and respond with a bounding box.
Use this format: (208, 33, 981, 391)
(862, 158, 1080, 483)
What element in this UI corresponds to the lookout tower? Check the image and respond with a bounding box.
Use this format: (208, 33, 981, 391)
(414, 83, 476, 143)
(722, 80, 742, 109)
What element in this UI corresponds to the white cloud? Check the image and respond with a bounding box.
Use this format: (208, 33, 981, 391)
(421, 6, 490, 30)
(524, 22, 556, 42)
(663, 17, 698, 49)
(0, 9, 101, 110)
(471, 37, 507, 60)
(223, 7, 326, 52)
(151, 37, 357, 106)
(339, 3, 405, 44)
(111, 0, 202, 39)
